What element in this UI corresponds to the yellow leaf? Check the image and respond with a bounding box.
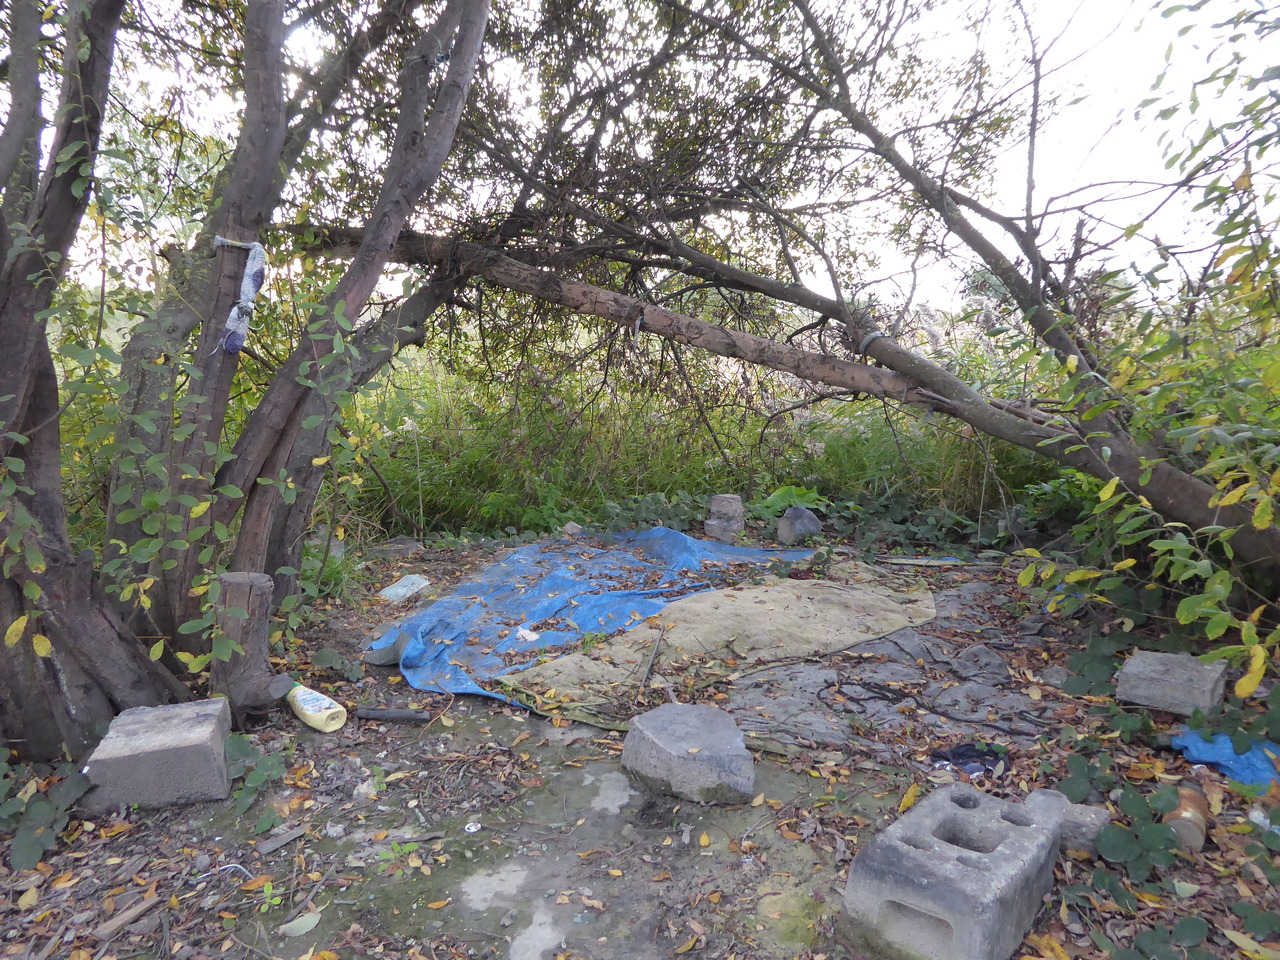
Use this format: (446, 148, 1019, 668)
(675, 936, 699, 954)
(187, 583, 210, 597)
(898, 783, 920, 814)
(311, 456, 331, 466)
(1235, 645, 1267, 699)
(1112, 558, 1137, 571)
(608, 869, 623, 877)
(426, 899, 451, 909)
(1025, 933, 1071, 960)
(1017, 565, 1036, 587)
(1224, 929, 1280, 960)
(189, 500, 211, 519)
(5, 615, 28, 648)
(17, 887, 38, 910)
(708, 891, 721, 904)
(1253, 497, 1274, 530)
(1064, 569, 1102, 582)
(1218, 484, 1250, 507)
(1065, 355, 1078, 374)
(32, 634, 52, 658)
(750, 793, 765, 807)
(698, 832, 711, 847)
(1098, 477, 1119, 501)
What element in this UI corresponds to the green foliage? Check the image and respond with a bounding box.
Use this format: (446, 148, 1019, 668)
(752, 484, 826, 518)
(0, 758, 90, 871)
(225, 734, 287, 834)
(336, 359, 754, 537)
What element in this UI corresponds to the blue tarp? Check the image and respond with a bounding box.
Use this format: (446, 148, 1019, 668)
(368, 528, 812, 698)
(1171, 729, 1280, 786)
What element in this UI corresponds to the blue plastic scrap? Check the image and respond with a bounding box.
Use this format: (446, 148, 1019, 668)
(1170, 729, 1280, 786)
(367, 527, 813, 698)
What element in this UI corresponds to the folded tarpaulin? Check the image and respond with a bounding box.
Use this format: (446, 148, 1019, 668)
(1170, 729, 1280, 785)
(366, 527, 812, 698)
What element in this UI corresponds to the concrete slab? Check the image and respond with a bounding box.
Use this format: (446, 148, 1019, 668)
(82, 699, 231, 810)
(841, 783, 1061, 960)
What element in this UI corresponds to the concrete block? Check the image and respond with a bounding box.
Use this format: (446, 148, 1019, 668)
(841, 782, 1060, 960)
(777, 506, 822, 545)
(1023, 788, 1110, 856)
(621, 703, 754, 804)
(704, 494, 744, 542)
(82, 700, 231, 810)
(377, 573, 432, 603)
(1115, 650, 1227, 716)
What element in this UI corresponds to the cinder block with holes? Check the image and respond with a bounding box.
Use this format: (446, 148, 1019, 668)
(841, 782, 1061, 960)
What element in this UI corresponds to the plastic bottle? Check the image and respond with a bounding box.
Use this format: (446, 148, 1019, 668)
(286, 683, 347, 732)
(1162, 785, 1209, 852)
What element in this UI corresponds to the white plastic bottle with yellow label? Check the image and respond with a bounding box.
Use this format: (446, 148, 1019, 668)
(287, 683, 347, 732)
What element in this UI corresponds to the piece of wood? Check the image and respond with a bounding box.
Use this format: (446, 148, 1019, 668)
(254, 824, 308, 855)
(356, 707, 436, 723)
(208, 572, 286, 728)
(90, 894, 161, 940)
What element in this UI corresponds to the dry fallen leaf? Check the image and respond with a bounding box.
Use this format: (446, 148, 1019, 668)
(426, 899, 451, 910)
(651, 870, 672, 882)
(608, 869, 623, 877)
(750, 793, 765, 807)
(580, 896, 605, 911)
(674, 935, 699, 954)
(239, 875, 274, 892)
(708, 891, 721, 904)
(898, 783, 920, 814)
(699, 832, 711, 847)
(17, 887, 37, 910)
(1025, 933, 1070, 960)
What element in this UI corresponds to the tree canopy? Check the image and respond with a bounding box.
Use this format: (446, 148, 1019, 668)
(1, 0, 1277, 760)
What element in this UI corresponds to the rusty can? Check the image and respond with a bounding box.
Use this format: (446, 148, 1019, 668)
(1162, 785, 1210, 852)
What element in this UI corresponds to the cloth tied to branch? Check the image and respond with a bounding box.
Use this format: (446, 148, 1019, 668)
(214, 236, 267, 354)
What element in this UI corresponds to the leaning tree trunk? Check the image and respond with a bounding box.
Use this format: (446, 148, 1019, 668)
(0, 0, 188, 762)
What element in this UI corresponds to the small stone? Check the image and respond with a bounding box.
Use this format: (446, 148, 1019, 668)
(776, 506, 822, 545)
(561, 521, 585, 537)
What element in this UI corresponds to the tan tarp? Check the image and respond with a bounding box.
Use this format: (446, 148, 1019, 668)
(500, 560, 934, 728)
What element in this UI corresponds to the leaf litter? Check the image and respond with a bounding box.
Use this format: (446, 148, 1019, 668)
(0, 540, 1275, 959)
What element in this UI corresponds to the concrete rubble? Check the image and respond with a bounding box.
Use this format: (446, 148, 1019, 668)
(703, 494, 745, 542)
(776, 505, 822, 545)
(81, 699, 232, 811)
(1115, 650, 1227, 716)
(841, 782, 1086, 960)
(621, 703, 755, 803)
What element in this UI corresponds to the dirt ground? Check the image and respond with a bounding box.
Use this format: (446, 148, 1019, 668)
(0, 537, 1273, 960)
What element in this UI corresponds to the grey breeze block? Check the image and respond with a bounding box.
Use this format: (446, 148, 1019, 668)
(621, 703, 755, 804)
(83, 699, 232, 809)
(842, 782, 1061, 960)
(704, 494, 745, 543)
(1115, 650, 1228, 716)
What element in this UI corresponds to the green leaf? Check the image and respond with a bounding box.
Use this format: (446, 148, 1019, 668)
(1171, 916, 1209, 946)
(1096, 824, 1142, 862)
